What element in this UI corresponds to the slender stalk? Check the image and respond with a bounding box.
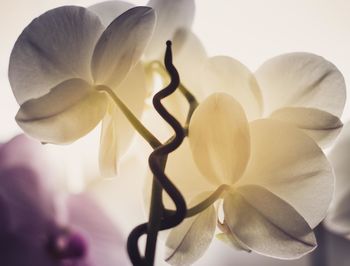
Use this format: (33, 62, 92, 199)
(145, 156, 167, 265)
(178, 84, 199, 133)
(164, 184, 230, 218)
(96, 85, 161, 149)
(144, 41, 187, 265)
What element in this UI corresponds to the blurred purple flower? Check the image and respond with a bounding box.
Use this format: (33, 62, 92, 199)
(0, 135, 129, 266)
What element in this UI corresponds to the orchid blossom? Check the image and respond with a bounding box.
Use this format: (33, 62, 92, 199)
(9, 5, 156, 177)
(88, 0, 197, 126)
(136, 26, 346, 264)
(163, 93, 335, 265)
(0, 135, 129, 265)
(155, 28, 346, 146)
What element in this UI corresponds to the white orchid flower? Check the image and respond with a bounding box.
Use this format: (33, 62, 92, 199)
(156, 27, 346, 147)
(164, 93, 334, 265)
(219, 53, 344, 147)
(88, 1, 198, 123)
(324, 123, 350, 238)
(89, 0, 195, 62)
(9, 5, 156, 177)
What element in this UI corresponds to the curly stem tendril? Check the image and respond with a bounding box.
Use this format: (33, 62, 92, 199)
(102, 41, 221, 265)
(127, 41, 187, 266)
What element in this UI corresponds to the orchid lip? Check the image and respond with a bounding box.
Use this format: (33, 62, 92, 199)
(47, 228, 87, 261)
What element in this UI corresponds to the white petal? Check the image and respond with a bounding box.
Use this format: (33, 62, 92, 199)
(237, 119, 333, 228)
(255, 53, 346, 117)
(16, 79, 107, 144)
(270, 107, 343, 147)
(173, 29, 207, 100)
(88, 1, 134, 27)
(189, 93, 250, 185)
(325, 123, 350, 236)
(165, 194, 216, 266)
(201, 56, 263, 120)
(223, 185, 317, 259)
(9, 6, 104, 104)
(99, 102, 119, 177)
(91, 6, 155, 89)
(146, 0, 195, 60)
(99, 64, 147, 177)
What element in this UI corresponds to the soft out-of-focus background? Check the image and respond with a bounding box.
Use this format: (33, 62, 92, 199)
(1, 1, 350, 265)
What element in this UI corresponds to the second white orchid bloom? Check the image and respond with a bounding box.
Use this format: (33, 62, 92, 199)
(165, 93, 334, 265)
(9, 5, 156, 176)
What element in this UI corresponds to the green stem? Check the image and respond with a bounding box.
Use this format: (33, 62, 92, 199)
(96, 85, 161, 149)
(187, 184, 229, 217)
(164, 184, 230, 218)
(178, 84, 199, 134)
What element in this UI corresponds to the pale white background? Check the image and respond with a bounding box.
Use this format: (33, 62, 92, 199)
(1, 1, 349, 265)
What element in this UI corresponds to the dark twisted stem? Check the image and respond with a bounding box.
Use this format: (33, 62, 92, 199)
(127, 41, 187, 265)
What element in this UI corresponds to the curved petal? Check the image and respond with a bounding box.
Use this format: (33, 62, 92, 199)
(189, 93, 250, 186)
(99, 64, 147, 177)
(223, 185, 316, 259)
(237, 119, 333, 228)
(145, 0, 195, 61)
(270, 107, 343, 147)
(0, 166, 57, 265)
(0, 135, 43, 171)
(91, 6, 155, 89)
(165, 193, 216, 265)
(201, 56, 263, 120)
(16, 79, 107, 144)
(172, 29, 208, 100)
(255, 53, 346, 118)
(67, 194, 129, 266)
(88, 0, 134, 27)
(9, 6, 104, 104)
(99, 102, 119, 177)
(325, 123, 350, 237)
(0, 167, 54, 233)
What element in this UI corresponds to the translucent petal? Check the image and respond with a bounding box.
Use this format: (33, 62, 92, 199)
(223, 185, 316, 259)
(99, 64, 147, 177)
(270, 107, 343, 147)
(9, 6, 104, 104)
(16, 79, 107, 144)
(189, 93, 250, 186)
(201, 56, 263, 120)
(165, 194, 216, 265)
(88, 0, 134, 27)
(255, 53, 346, 117)
(91, 6, 155, 89)
(99, 102, 119, 177)
(67, 194, 129, 266)
(325, 123, 350, 236)
(172, 29, 207, 100)
(146, 0, 195, 60)
(0, 167, 54, 233)
(237, 119, 333, 228)
(0, 135, 45, 172)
